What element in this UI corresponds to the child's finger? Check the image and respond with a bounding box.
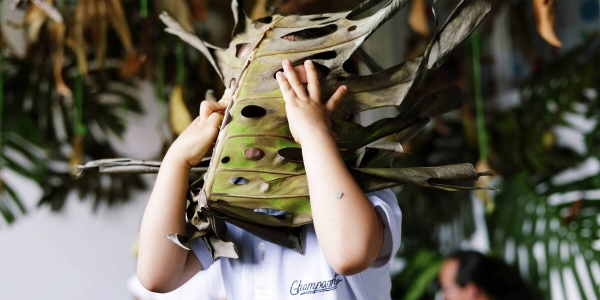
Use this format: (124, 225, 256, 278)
(221, 88, 232, 102)
(276, 72, 297, 103)
(282, 59, 308, 100)
(325, 85, 347, 115)
(204, 111, 224, 129)
(305, 60, 321, 102)
(205, 89, 216, 101)
(200, 100, 227, 122)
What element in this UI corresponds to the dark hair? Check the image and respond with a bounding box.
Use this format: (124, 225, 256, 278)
(449, 251, 539, 300)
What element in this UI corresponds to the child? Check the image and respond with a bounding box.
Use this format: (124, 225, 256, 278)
(137, 59, 402, 299)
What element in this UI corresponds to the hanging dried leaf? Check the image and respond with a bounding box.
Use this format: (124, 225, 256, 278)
(169, 85, 193, 135)
(156, 0, 491, 255)
(8, 0, 71, 96)
(532, 0, 562, 47)
(119, 52, 146, 80)
(31, 0, 63, 23)
(408, 0, 430, 37)
(474, 159, 495, 213)
(155, 0, 195, 32)
(49, 21, 71, 97)
(8, 1, 48, 43)
(70, 135, 84, 175)
(71, 0, 138, 77)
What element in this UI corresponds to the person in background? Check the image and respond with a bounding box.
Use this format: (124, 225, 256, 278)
(438, 250, 539, 300)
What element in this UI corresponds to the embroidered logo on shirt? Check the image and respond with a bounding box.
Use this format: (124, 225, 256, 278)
(289, 273, 343, 295)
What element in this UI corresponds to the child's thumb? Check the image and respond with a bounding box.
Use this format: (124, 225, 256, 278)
(204, 112, 224, 129)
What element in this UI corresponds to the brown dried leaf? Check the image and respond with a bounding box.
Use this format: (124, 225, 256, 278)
(408, 0, 430, 37)
(155, 0, 195, 32)
(70, 135, 84, 175)
(155, 0, 491, 252)
(533, 0, 562, 47)
(169, 85, 193, 135)
(474, 159, 495, 213)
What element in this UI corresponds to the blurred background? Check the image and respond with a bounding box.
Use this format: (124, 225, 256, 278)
(0, 0, 599, 299)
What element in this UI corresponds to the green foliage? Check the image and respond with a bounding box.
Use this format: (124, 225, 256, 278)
(391, 33, 600, 300)
(391, 248, 444, 300)
(0, 33, 145, 220)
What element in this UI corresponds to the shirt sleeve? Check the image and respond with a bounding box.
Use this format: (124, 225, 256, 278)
(190, 237, 216, 270)
(367, 189, 402, 267)
(127, 274, 159, 300)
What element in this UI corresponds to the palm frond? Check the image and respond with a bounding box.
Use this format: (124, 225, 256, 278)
(489, 175, 600, 299)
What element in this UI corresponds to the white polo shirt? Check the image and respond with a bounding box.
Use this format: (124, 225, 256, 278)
(191, 189, 402, 300)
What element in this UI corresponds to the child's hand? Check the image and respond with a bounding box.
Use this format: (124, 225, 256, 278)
(275, 59, 347, 145)
(167, 89, 232, 169)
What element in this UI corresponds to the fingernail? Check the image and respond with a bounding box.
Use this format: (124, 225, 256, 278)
(276, 71, 282, 77)
(341, 85, 348, 91)
(305, 60, 313, 66)
(283, 59, 291, 66)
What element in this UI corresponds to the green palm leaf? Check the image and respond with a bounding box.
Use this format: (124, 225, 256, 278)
(490, 176, 600, 299)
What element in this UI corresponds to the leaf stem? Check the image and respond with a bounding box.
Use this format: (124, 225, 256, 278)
(141, 0, 148, 18)
(176, 40, 185, 85)
(74, 73, 87, 136)
(472, 30, 487, 161)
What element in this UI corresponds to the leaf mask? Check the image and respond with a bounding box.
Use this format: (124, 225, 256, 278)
(158, 0, 492, 259)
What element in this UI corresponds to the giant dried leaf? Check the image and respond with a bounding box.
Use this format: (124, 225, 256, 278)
(154, 0, 491, 253)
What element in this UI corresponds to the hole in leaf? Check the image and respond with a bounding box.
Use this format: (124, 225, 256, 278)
(254, 208, 291, 219)
(306, 51, 337, 60)
(231, 177, 249, 185)
(221, 156, 231, 164)
(255, 16, 273, 23)
(244, 148, 265, 160)
(348, 25, 357, 32)
(278, 147, 303, 162)
(310, 16, 329, 21)
(241, 105, 267, 118)
(281, 25, 338, 41)
(343, 58, 359, 75)
(360, 149, 380, 166)
(321, 19, 341, 25)
(236, 43, 251, 58)
(337, 76, 346, 82)
(272, 62, 331, 80)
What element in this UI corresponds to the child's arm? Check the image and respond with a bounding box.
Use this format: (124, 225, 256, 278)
(137, 91, 230, 292)
(276, 60, 385, 276)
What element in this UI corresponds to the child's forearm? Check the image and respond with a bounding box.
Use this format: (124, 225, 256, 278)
(302, 131, 384, 276)
(137, 154, 202, 292)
